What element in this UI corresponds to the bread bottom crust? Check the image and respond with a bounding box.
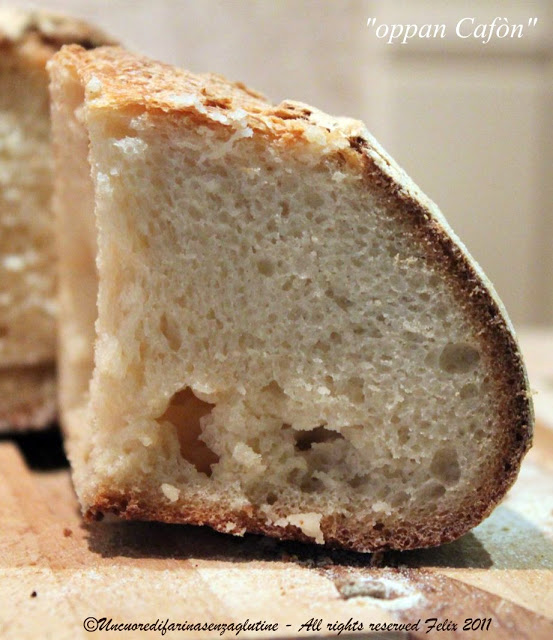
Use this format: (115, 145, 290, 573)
(86, 482, 504, 553)
(0, 364, 56, 431)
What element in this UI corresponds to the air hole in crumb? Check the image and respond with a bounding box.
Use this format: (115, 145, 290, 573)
(293, 425, 344, 451)
(262, 380, 286, 400)
(159, 314, 182, 351)
(280, 201, 290, 217)
(266, 492, 277, 505)
(0, 325, 8, 338)
(324, 375, 336, 393)
(325, 288, 352, 311)
(305, 191, 325, 209)
(266, 219, 277, 233)
(367, 325, 383, 338)
(424, 351, 437, 366)
(188, 204, 202, 221)
(420, 482, 446, 500)
(238, 333, 261, 349)
(390, 491, 409, 506)
(300, 476, 323, 492)
(435, 304, 449, 319)
(348, 474, 368, 488)
(345, 377, 364, 404)
(158, 388, 219, 476)
(474, 427, 485, 442)
(430, 447, 461, 485)
(287, 468, 302, 484)
(257, 259, 275, 276)
(314, 339, 330, 353)
(402, 330, 421, 343)
(398, 426, 409, 444)
(282, 277, 294, 292)
(460, 383, 478, 399)
(439, 343, 480, 374)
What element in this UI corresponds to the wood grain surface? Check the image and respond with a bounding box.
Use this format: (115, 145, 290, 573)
(0, 331, 552, 639)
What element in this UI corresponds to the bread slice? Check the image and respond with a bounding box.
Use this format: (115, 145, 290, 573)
(49, 45, 533, 552)
(0, 8, 113, 430)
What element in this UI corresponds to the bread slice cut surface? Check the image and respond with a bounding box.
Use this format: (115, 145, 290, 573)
(49, 45, 533, 552)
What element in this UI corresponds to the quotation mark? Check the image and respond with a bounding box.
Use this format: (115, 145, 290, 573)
(366, 17, 376, 28)
(528, 17, 538, 27)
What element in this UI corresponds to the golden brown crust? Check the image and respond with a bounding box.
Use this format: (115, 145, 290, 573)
(51, 45, 269, 114)
(59, 46, 532, 551)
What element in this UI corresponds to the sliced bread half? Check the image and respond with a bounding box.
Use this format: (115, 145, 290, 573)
(0, 8, 113, 430)
(49, 45, 532, 551)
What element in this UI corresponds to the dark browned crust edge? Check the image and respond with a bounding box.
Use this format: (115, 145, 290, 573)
(66, 53, 533, 552)
(351, 138, 534, 549)
(86, 480, 520, 553)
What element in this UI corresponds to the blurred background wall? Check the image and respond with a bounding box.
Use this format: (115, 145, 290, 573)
(8, 0, 552, 328)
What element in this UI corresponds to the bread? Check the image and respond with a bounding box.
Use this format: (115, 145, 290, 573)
(0, 365, 56, 430)
(0, 8, 113, 430)
(49, 45, 533, 552)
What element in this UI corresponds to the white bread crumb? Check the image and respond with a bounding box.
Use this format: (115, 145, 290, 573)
(161, 483, 180, 502)
(275, 513, 324, 544)
(86, 75, 102, 96)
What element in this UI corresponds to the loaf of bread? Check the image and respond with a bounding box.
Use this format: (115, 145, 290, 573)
(49, 45, 533, 552)
(0, 8, 112, 430)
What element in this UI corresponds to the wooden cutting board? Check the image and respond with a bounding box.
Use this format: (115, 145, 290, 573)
(1, 332, 552, 640)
